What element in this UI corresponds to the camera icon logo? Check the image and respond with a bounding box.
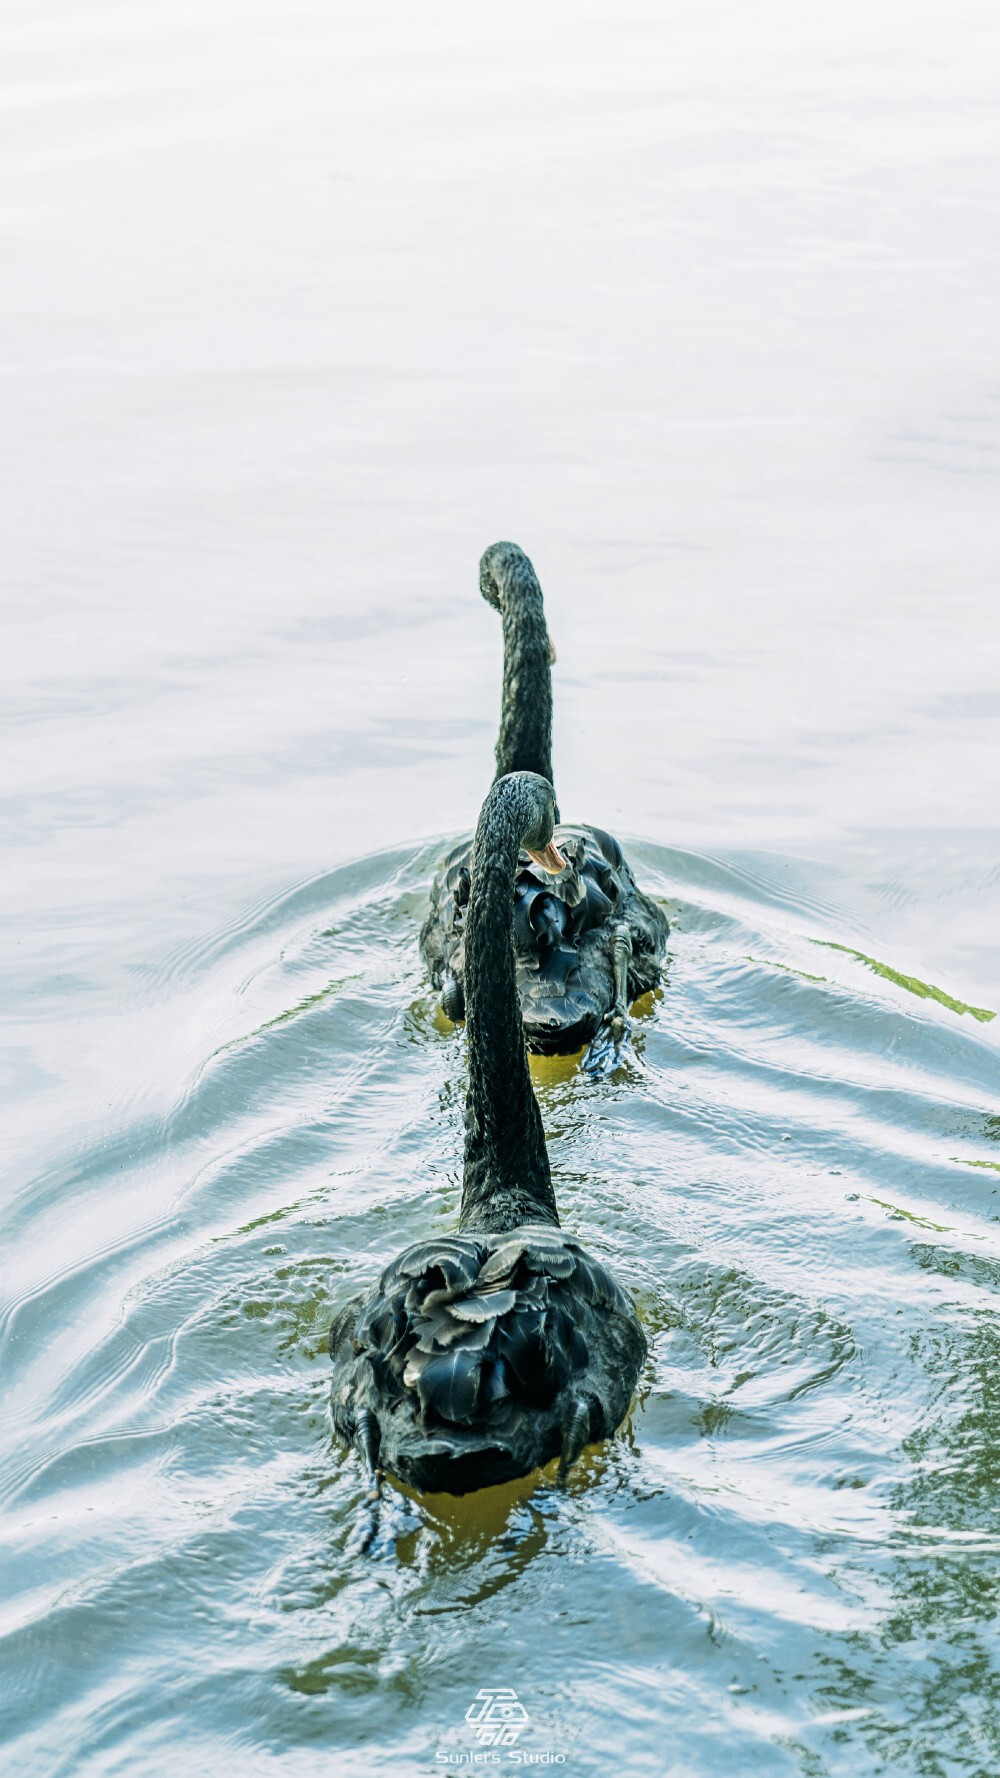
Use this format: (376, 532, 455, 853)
(465, 1686, 530, 1746)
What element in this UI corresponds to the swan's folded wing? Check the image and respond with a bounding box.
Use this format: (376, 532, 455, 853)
(393, 1236, 484, 1282)
(448, 1288, 519, 1323)
(404, 1346, 489, 1425)
(384, 1237, 485, 1300)
(475, 1229, 574, 1288)
(413, 1315, 494, 1354)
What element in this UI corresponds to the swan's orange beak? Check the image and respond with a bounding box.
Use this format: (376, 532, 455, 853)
(548, 632, 557, 665)
(527, 840, 566, 875)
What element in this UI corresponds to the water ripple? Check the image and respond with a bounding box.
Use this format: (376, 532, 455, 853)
(2, 838, 998, 1774)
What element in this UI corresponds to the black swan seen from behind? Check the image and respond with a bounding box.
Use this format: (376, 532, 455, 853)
(331, 772, 646, 1503)
(420, 542, 668, 1070)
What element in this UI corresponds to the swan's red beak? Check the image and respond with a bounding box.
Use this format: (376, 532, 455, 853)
(527, 840, 566, 875)
(548, 632, 557, 665)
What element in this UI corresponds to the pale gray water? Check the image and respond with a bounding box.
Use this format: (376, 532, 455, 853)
(2, 3, 999, 1774)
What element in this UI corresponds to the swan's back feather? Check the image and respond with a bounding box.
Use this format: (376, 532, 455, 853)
(330, 1223, 645, 1493)
(420, 823, 669, 1053)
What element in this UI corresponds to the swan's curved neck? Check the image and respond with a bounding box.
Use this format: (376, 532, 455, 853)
(482, 546, 555, 796)
(459, 786, 559, 1235)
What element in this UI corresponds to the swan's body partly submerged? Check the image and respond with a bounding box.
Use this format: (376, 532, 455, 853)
(330, 773, 645, 1502)
(420, 542, 668, 1068)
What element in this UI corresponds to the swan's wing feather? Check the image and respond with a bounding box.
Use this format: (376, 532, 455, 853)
(406, 1346, 488, 1425)
(479, 1355, 511, 1411)
(448, 1288, 518, 1323)
(476, 1229, 572, 1287)
(579, 874, 615, 932)
(386, 1238, 486, 1310)
(391, 1238, 483, 1287)
(475, 1240, 524, 1288)
(565, 1242, 636, 1312)
(413, 1315, 494, 1354)
(518, 1240, 576, 1280)
(366, 1308, 398, 1355)
(495, 1295, 588, 1408)
(496, 1304, 543, 1388)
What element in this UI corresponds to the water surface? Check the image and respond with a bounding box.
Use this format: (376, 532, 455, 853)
(2, 3, 999, 1774)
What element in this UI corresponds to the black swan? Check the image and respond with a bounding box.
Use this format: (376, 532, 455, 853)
(330, 772, 646, 1505)
(420, 541, 669, 1070)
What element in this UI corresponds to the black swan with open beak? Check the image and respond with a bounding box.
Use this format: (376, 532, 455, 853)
(420, 543, 668, 1070)
(331, 772, 646, 1505)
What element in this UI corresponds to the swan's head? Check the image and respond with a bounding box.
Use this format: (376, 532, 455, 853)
(479, 540, 555, 664)
(516, 772, 566, 875)
(493, 771, 566, 875)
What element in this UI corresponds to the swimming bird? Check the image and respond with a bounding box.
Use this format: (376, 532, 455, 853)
(331, 771, 646, 1505)
(420, 542, 668, 1070)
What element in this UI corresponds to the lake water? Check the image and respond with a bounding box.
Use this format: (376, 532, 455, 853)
(2, 3, 999, 1774)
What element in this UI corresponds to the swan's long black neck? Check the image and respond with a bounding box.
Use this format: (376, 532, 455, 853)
(480, 543, 555, 797)
(459, 782, 559, 1235)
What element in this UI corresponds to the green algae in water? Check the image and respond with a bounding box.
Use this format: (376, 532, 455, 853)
(814, 941, 996, 1023)
(746, 955, 829, 985)
(864, 1195, 955, 1235)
